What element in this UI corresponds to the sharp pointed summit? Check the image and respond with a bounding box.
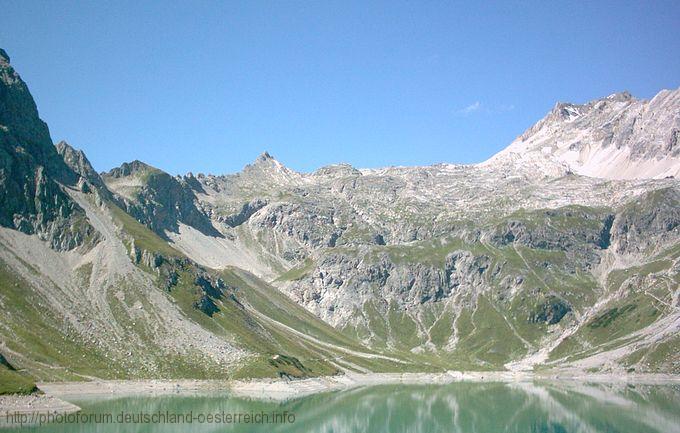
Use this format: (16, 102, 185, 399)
(250, 150, 285, 169)
(239, 150, 302, 186)
(257, 150, 273, 161)
(55, 140, 107, 192)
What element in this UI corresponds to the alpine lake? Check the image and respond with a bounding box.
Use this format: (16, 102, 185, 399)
(3, 381, 679, 433)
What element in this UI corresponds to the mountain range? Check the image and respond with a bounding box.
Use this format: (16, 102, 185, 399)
(1, 48, 678, 392)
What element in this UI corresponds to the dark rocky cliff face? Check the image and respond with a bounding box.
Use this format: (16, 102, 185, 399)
(0, 49, 98, 250)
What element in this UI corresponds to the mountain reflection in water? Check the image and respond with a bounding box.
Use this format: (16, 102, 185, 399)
(5, 381, 679, 433)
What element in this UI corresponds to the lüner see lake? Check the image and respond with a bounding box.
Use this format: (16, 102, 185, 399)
(3, 381, 679, 433)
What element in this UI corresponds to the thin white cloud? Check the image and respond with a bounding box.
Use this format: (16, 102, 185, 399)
(455, 101, 515, 116)
(458, 101, 482, 115)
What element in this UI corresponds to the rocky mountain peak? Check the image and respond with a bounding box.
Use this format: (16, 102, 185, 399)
(257, 151, 273, 161)
(55, 140, 89, 167)
(0, 48, 9, 65)
(104, 160, 159, 179)
(239, 151, 302, 186)
(605, 90, 634, 102)
(249, 151, 287, 171)
(547, 91, 636, 123)
(487, 87, 680, 180)
(55, 140, 106, 191)
(0, 48, 57, 171)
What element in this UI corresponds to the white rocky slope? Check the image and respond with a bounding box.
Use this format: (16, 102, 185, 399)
(485, 89, 680, 180)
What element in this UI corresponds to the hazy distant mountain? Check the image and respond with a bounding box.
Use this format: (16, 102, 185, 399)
(0, 48, 678, 387)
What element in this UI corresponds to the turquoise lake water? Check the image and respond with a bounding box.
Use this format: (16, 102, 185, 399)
(3, 381, 679, 432)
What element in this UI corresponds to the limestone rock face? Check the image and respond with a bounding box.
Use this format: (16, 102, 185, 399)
(610, 187, 680, 255)
(487, 88, 680, 180)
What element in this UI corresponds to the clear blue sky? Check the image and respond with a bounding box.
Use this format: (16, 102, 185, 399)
(2, 1, 679, 175)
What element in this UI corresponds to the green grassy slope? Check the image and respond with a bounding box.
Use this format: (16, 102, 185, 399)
(0, 256, 126, 382)
(0, 354, 37, 395)
(0, 366, 37, 395)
